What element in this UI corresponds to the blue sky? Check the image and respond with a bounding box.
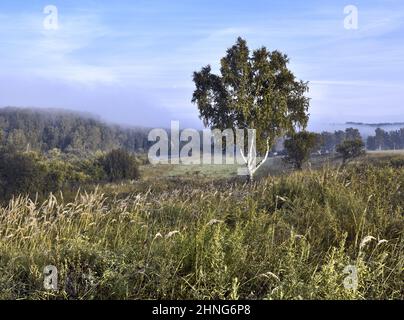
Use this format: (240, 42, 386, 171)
(0, 0, 403, 129)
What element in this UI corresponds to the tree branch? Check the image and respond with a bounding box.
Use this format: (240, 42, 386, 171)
(239, 145, 248, 164)
(251, 139, 270, 174)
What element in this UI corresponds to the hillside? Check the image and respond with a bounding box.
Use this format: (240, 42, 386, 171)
(0, 107, 150, 153)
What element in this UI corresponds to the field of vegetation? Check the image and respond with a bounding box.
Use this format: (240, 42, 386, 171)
(0, 153, 402, 300)
(0, 11, 403, 303)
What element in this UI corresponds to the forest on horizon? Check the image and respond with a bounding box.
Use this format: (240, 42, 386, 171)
(1, 107, 404, 155)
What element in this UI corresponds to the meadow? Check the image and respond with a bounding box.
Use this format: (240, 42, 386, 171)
(0, 152, 403, 300)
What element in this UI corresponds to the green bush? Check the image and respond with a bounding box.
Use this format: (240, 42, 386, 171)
(0, 149, 112, 201)
(99, 149, 140, 182)
(336, 139, 365, 164)
(284, 131, 320, 169)
(0, 151, 48, 199)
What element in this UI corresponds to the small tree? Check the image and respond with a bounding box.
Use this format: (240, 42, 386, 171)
(100, 149, 140, 182)
(284, 131, 319, 169)
(192, 37, 310, 180)
(336, 139, 365, 164)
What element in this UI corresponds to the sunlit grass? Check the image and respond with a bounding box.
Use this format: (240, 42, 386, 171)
(0, 161, 402, 300)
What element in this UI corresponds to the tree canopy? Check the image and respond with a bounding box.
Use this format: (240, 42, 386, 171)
(284, 131, 320, 169)
(192, 37, 310, 155)
(336, 139, 365, 164)
(0, 107, 150, 154)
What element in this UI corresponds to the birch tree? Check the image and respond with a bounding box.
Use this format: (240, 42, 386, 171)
(192, 37, 310, 180)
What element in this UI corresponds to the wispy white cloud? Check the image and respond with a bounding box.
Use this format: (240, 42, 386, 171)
(0, 0, 403, 126)
(0, 11, 118, 85)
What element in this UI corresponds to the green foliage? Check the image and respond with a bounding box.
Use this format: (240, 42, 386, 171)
(0, 107, 150, 153)
(320, 128, 363, 154)
(192, 37, 310, 154)
(320, 127, 404, 153)
(336, 139, 365, 164)
(0, 151, 48, 199)
(0, 149, 113, 201)
(367, 128, 404, 150)
(0, 163, 402, 300)
(284, 131, 319, 169)
(99, 149, 140, 182)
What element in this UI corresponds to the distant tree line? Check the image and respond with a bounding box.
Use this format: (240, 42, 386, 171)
(0, 107, 151, 154)
(283, 129, 365, 169)
(1, 108, 403, 158)
(319, 127, 404, 153)
(366, 128, 404, 151)
(319, 128, 362, 153)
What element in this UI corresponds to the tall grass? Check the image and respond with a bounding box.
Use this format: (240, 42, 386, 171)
(0, 164, 402, 299)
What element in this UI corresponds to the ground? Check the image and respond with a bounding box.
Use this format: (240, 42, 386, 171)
(0, 151, 402, 300)
(140, 150, 404, 180)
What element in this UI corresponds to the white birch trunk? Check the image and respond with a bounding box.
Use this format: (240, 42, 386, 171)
(239, 138, 270, 181)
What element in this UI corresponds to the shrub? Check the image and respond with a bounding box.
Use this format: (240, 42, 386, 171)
(99, 149, 140, 182)
(0, 149, 112, 201)
(284, 131, 320, 169)
(0, 151, 47, 199)
(336, 139, 365, 164)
